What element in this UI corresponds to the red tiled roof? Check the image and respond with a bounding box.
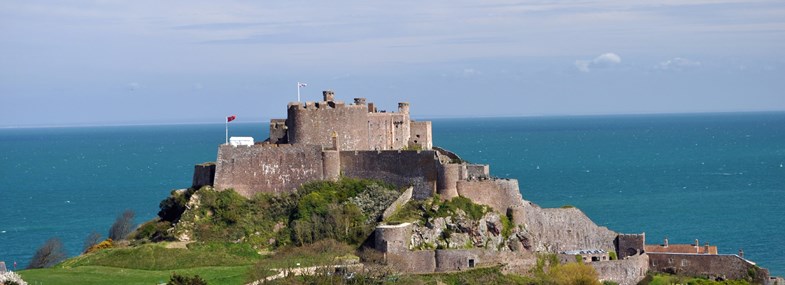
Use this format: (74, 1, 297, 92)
(645, 244, 718, 254)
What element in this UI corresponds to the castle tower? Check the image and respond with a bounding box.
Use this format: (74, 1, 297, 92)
(398, 102, 410, 114)
(323, 90, 335, 102)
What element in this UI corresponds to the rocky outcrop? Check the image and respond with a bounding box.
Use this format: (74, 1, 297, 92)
(519, 201, 617, 252)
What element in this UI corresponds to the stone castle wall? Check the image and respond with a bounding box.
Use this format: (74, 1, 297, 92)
(339, 150, 439, 199)
(616, 233, 646, 260)
(213, 144, 324, 197)
(591, 254, 649, 285)
(285, 100, 414, 151)
(457, 179, 524, 215)
(521, 202, 617, 252)
(192, 163, 216, 189)
(409, 121, 432, 150)
(648, 253, 769, 282)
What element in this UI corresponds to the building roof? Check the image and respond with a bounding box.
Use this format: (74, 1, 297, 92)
(645, 244, 718, 254)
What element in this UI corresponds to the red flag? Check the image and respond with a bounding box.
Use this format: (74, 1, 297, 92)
(227, 115, 236, 122)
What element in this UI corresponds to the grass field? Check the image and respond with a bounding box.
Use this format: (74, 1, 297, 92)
(17, 241, 262, 285)
(19, 265, 251, 285)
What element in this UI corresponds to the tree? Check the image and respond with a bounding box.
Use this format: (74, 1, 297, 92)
(83, 231, 102, 253)
(108, 209, 136, 240)
(27, 237, 67, 269)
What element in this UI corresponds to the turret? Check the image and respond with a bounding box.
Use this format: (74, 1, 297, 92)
(398, 102, 410, 114)
(323, 90, 335, 102)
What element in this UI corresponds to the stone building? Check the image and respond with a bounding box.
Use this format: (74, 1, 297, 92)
(194, 91, 774, 284)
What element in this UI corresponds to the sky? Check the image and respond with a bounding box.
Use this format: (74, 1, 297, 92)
(1, 0, 784, 127)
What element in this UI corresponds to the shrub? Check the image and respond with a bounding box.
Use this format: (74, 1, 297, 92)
(167, 273, 207, 285)
(82, 231, 102, 253)
(27, 237, 67, 269)
(84, 238, 114, 254)
(548, 262, 602, 285)
(108, 209, 136, 240)
(608, 251, 617, 260)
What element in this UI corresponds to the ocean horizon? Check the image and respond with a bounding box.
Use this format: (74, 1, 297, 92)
(0, 112, 783, 275)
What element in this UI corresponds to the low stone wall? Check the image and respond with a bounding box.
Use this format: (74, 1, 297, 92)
(456, 179, 524, 215)
(521, 202, 617, 253)
(648, 253, 770, 282)
(591, 254, 649, 285)
(435, 249, 482, 272)
(387, 250, 436, 274)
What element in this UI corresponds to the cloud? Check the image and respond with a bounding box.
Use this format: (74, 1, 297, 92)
(656, 57, 701, 70)
(575, 53, 622, 72)
(127, 82, 140, 91)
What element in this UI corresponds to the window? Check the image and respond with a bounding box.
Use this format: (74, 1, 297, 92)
(468, 259, 475, 268)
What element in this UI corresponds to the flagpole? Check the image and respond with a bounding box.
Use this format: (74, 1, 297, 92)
(297, 82, 301, 102)
(225, 118, 228, 145)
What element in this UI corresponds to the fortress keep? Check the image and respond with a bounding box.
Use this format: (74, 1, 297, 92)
(197, 91, 772, 284)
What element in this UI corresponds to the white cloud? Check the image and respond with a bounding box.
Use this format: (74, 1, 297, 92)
(575, 52, 622, 72)
(657, 57, 701, 70)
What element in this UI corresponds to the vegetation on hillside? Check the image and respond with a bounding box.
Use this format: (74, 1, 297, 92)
(385, 195, 491, 225)
(134, 178, 401, 250)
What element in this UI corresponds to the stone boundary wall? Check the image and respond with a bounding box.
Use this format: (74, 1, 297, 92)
(382, 187, 413, 220)
(456, 179, 524, 215)
(522, 201, 617, 252)
(648, 253, 770, 282)
(591, 254, 649, 285)
(213, 144, 324, 197)
(339, 150, 438, 199)
(388, 250, 436, 273)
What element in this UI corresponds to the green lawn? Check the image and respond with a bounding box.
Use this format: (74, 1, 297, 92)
(19, 265, 251, 285)
(17, 242, 263, 285)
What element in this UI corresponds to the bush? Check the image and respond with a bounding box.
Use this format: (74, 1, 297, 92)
(84, 238, 114, 254)
(608, 251, 617, 260)
(83, 231, 102, 253)
(167, 273, 207, 285)
(548, 262, 602, 285)
(108, 209, 136, 240)
(27, 237, 67, 269)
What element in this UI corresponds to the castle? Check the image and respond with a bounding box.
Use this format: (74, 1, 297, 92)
(193, 91, 772, 285)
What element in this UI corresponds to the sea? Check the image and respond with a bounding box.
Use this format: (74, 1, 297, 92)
(0, 113, 783, 275)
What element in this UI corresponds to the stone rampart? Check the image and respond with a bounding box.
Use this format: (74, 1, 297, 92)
(192, 163, 216, 188)
(591, 254, 649, 285)
(648, 253, 769, 282)
(286, 100, 412, 151)
(456, 179, 524, 215)
(214, 144, 324, 197)
(339, 150, 438, 199)
(521, 202, 617, 252)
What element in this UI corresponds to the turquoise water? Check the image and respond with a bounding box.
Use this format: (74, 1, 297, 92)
(1, 113, 783, 275)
